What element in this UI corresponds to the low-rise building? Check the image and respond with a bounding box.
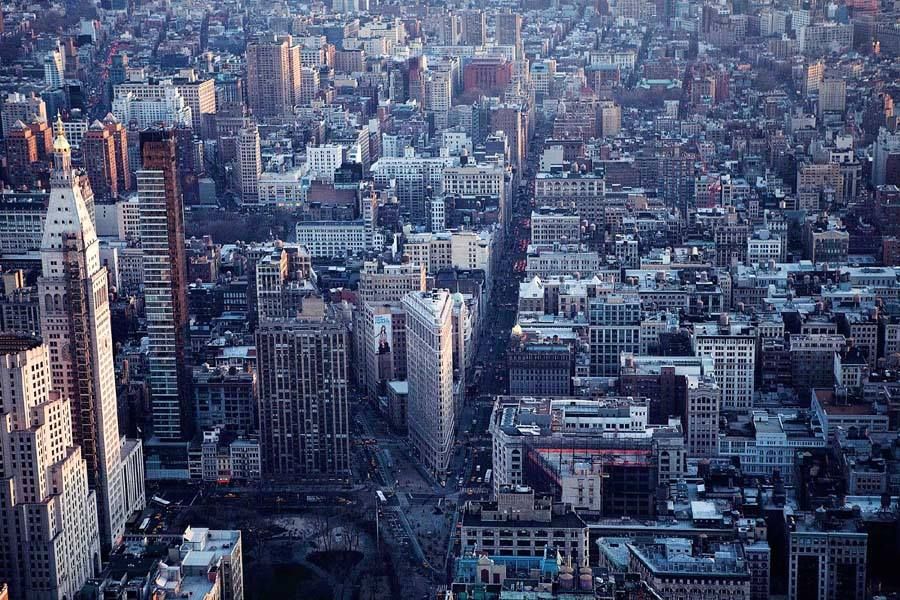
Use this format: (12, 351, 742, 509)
(627, 540, 752, 600)
(718, 411, 825, 484)
(788, 507, 867, 600)
(531, 207, 581, 245)
(153, 527, 244, 600)
(295, 220, 380, 258)
(460, 487, 589, 567)
(811, 389, 889, 438)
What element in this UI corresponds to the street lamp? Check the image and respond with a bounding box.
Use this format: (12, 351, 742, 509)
(375, 501, 380, 550)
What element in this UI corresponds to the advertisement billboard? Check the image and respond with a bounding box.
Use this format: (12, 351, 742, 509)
(373, 313, 393, 356)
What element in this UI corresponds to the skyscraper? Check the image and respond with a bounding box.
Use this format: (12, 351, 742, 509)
(0, 335, 101, 599)
(246, 34, 302, 118)
(693, 318, 757, 412)
(138, 129, 190, 442)
(174, 72, 218, 139)
(103, 113, 131, 193)
(256, 299, 351, 476)
(38, 116, 130, 548)
(459, 10, 486, 46)
(44, 48, 65, 88)
(496, 11, 523, 58)
(1, 92, 47, 136)
(237, 119, 262, 203)
(818, 78, 847, 117)
(587, 294, 642, 377)
(109, 52, 128, 88)
(685, 377, 720, 457)
(873, 127, 900, 187)
(3, 120, 39, 187)
(403, 290, 456, 479)
(82, 119, 120, 200)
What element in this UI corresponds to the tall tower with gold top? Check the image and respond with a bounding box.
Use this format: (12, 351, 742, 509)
(37, 114, 139, 549)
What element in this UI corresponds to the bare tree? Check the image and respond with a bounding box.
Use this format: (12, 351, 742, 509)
(311, 513, 333, 551)
(348, 526, 362, 552)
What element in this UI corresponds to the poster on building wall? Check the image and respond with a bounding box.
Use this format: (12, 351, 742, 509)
(374, 313, 393, 356)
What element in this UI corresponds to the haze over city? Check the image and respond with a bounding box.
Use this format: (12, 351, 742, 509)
(0, 0, 899, 598)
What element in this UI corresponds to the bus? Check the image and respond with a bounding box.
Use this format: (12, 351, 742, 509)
(484, 469, 492, 485)
(376, 490, 387, 504)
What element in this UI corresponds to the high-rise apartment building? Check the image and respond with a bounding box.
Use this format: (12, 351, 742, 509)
(713, 208, 750, 267)
(693, 317, 756, 412)
(3, 120, 40, 187)
(0, 335, 101, 600)
(371, 154, 456, 226)
(4, 119, 53, 188)
(174, 72, 217, 139)
(403, 290, 456, 479)
(44, 48, 65, 88)
(1, 92, 47, 136)
(496, 11, 523, 58)
(112, 80, 193, 130)
(424, 70, 453, 129)
(440, 11, 461, 45)
(599, 101, 622, 137)
(138, 129, 190, 442)
(246, 34, 302, 118)
(357, 260, 426, 303)
(82, 119, 120, 200)
(192, 364, 258, 435)
(361, 301, 408, 403)
(91, 113, 132, 197)
(37, 118, 134, 549)
(459, 9, 486, 45)
(508, 339, 574, 396)
(256, 301, 351, 476)
(305, 144, 345, 183)
(237, 120, 262, 203)
(818, 78, 846, 117)
(789, 334, 846, 399)
(873, 128, 900, 187)
(531, 207, 581, 245)
(109, 52, 128, 88)
(299, 67, 320, 106)
(685, 377, 720, 457)
(588, 295, 642, 377)
(102, 113, 131, 194)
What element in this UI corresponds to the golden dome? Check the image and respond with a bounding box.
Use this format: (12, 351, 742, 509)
(53, 113, 70, 152)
